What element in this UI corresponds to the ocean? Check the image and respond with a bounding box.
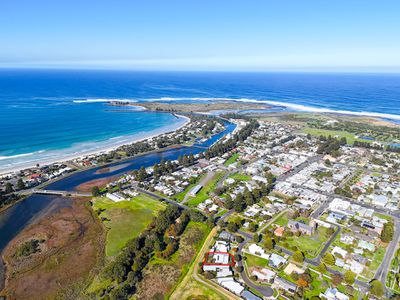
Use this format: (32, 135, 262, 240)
(1, 69, 400, 171)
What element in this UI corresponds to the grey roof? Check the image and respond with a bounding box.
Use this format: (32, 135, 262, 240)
(241, 290, 262, 300)
(219, 231, 234, 241)
(288, 220, 313, 232)
(275, 277, 297, 290)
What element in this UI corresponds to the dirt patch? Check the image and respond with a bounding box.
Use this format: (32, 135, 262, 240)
(0, 198, 105, 300)
(136, 225, 206, 299)
(136, 264, 181, 300)
(94, 163, 130, 175)
(75, 177, 117, 192)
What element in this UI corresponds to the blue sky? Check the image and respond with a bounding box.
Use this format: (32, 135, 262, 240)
(1, 0, 400, 71)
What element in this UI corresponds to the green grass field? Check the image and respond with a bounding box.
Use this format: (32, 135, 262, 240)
(244, 253, 269, 268)
(229, 172, 252, 181)
(93, 194, 166, 256)
(302, 127, 370, 145)
(224, 153, 239, 166)
(187, 171, 226, 206)
(273, 213, 289, 227)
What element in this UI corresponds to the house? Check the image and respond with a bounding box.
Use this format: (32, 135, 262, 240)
(349, 260, 364, 274)
(219, 231, 235, 242)
(213, 240, 230, 252)
(269, 253, 287, 269)
(273, 277, 297, 293)
(284, 263, 305, 275)
(274, 226, 285, 237)
(332, 246, 347, 258)
(287, 219, 315, 235)
(241, 290, 262, 300)
(203, 264, 230, 272)
(251, 268, 276, 283)
(217, 277, 244, 295)
(320, 288, 349, 300)
(248, 244, 269, 259)
(340, 235, 354, 245)
(106, 192, 126, 202)
(188, 184, 202, 197)
(358, 240, 375, 252)
(335, 258, 344, 268)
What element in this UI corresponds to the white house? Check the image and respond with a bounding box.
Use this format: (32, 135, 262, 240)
(106, 192, 126, 202)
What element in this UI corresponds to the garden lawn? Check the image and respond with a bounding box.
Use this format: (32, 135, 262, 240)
(244, 253, 269, 268)
(273, 213, 289, 227)
(229, 172, 252, 181)
(280, 227, 333, 258)
(93, 195, 166, 256)
(224, 153, 239, 166)
(187, 171, 226, 206)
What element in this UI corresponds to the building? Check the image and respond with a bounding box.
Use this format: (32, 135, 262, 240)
(273, 277, 297, 293)
(269, 253, 287, 269)
(248, 243, 269, 259)
(332, 246, 348, 258)
(274, 226, 285, 237)
(284, 263, 305, 275)
(287, 219, 315, 235)
(217, 277, 244, 295)
(251, 268, 276, 283)
(320, 288, 349, 300)
(106, 192, 126, 202)
(241, 290, 262, 300)
(188, 184, 202, 197)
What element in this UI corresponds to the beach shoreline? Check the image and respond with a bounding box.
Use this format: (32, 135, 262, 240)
(0, 114, 190, 175)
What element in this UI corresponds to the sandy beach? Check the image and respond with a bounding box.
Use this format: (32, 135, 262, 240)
(0, 114, 190, 175)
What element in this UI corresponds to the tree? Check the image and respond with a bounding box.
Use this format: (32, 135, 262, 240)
(264, 237, 274, 250)
(235, 266, 244, 273)
(369, 280, 384, 297)
(297, 277, 308, 288)
(322, 253, 335, 265)
(227, 222, 239, 232)
(332, 273, 343, 286)
(253, 233, 261, 243)
(293, 251, 304, 263)
(5, 182, 13, 194)
(248, 222, 258, 232)
(317, 263, 327, 274)
(16, 178, 25, 190)
(236, 235, 244, 243)
(234, 254, 241, 262)
(224, 197, 234, 209)
(381, 221, 394, 243)
(233, 197, 245, 212)
(344, 270, 356, 284)
(91, 186, 100, 197)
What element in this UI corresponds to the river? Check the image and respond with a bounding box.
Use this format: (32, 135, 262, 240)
(0, 121, 236, 290)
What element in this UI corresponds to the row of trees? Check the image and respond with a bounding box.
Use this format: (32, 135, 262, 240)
(204, 120, 259, 160)
(223, 181, 273, 213)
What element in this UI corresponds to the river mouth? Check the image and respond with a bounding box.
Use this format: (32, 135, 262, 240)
(0, 197, 104, 299)
(0, 194, 71, 292)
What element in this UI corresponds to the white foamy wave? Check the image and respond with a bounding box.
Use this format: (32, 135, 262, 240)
(73, 98, 138, 103)
(0, 151, 43, 161)
(145, 97, 400, 121)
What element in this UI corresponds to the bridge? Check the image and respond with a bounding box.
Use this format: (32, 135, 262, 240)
(31, 189, 91, 197)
